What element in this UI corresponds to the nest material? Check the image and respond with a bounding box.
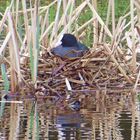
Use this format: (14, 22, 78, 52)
(20, 44, 135, 96)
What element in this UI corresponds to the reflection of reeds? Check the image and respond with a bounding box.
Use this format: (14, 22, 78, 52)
(0, 0, 139, 92)
(0, 90, 140, 139)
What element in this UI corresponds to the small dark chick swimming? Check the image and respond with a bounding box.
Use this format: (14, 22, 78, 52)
(51, 34, 89, 58)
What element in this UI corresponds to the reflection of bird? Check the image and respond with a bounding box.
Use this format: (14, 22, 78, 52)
(51, 34, 89, 58)
(69, 100, 81, 111)
(56, 113, 81, 127)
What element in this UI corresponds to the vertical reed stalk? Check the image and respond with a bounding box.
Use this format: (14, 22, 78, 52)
(103, 0, 111, 42)
(63, 0, 68, 26)
(92, 0, 98, 46)
(31, 0, 40, 84)
(130, 0, 136, 72)
(111, 0, 115, 35)
(22, 0, 30, 49)
(68, 0, 74, 32)
(50, 0, 62, 45)
(87, 1, 112, 38)
(41, 8, 49, 47)
(135, 0, 140, 26)
(15, 0, 19, 27)
(8, 10, 21, 92)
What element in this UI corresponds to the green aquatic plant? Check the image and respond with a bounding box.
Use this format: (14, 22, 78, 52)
(1, 63, 10, 91)
(137, 94, 140, 102)
(0, 63, 9, 117)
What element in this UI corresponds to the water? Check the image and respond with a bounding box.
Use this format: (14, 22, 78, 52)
(0, 91, 140, 140)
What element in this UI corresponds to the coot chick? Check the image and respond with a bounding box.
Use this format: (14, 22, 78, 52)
(51, 34, 89, 58)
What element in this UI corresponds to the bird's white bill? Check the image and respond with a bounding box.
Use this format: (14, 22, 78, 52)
(55, 34, 64, 47)
(55, 40, 62, 47)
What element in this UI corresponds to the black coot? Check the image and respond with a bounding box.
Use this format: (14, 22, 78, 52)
(51, 34, 89, 58)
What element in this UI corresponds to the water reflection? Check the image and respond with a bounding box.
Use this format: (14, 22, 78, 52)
(0, 91, 140, 140)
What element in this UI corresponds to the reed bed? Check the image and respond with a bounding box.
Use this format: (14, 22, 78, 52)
(0, 0, 140, 96)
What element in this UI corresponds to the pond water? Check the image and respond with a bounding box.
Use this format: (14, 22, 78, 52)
(0, 90, 140, 140)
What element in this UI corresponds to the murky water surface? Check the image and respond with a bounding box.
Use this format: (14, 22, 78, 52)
(0, 91, 140, 140)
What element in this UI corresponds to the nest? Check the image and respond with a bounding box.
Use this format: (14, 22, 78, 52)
(21, 43, 135, 97)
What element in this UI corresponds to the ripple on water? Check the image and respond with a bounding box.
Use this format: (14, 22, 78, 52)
(0, 92, 140, 140)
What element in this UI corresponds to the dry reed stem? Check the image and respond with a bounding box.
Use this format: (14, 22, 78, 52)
(99, 25, 104, 43)
(134, 0, 140, 26)
(72, 17, 96, 35)
(65, 78, 72, 91)
(92, 0, 98, 45)
(9, 37, 18, 92)
(68, 0, 74, 32)
(8, 11, 22, 86)
(15, 0, 19, 27)
(51, 1, 89, 47)
(130, 0, 136, 72)
(0, 101, 23, 103)
(22, 0, 30, 48)
(104, 0, 111, 41)
(12, 0, 57, 14)
(50, 0, 62, 44)
(104, 44, 133, 83)
(86, 1, 113, 38)
(63, 0, 68, 26)
(0, 32, 11, 55)
(58, 0, 72, 31)
(40, 8, 49, 36)
(40, 22, 54, 42)
(134, 69, 140, 90)
(111, 0, 115, 35)
(0, 7, 9, 33)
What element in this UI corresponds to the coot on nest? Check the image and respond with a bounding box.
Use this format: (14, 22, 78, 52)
(51, 33, 89, 58)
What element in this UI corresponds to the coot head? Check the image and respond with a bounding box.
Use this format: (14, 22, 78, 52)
(61, 34, 78, 47)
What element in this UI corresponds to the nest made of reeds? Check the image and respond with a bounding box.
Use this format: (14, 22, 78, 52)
(0, 0, 140, 95)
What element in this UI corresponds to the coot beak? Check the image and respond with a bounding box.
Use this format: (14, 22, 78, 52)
(55, 34, 64, 47)
(55, 40, 62, 47)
